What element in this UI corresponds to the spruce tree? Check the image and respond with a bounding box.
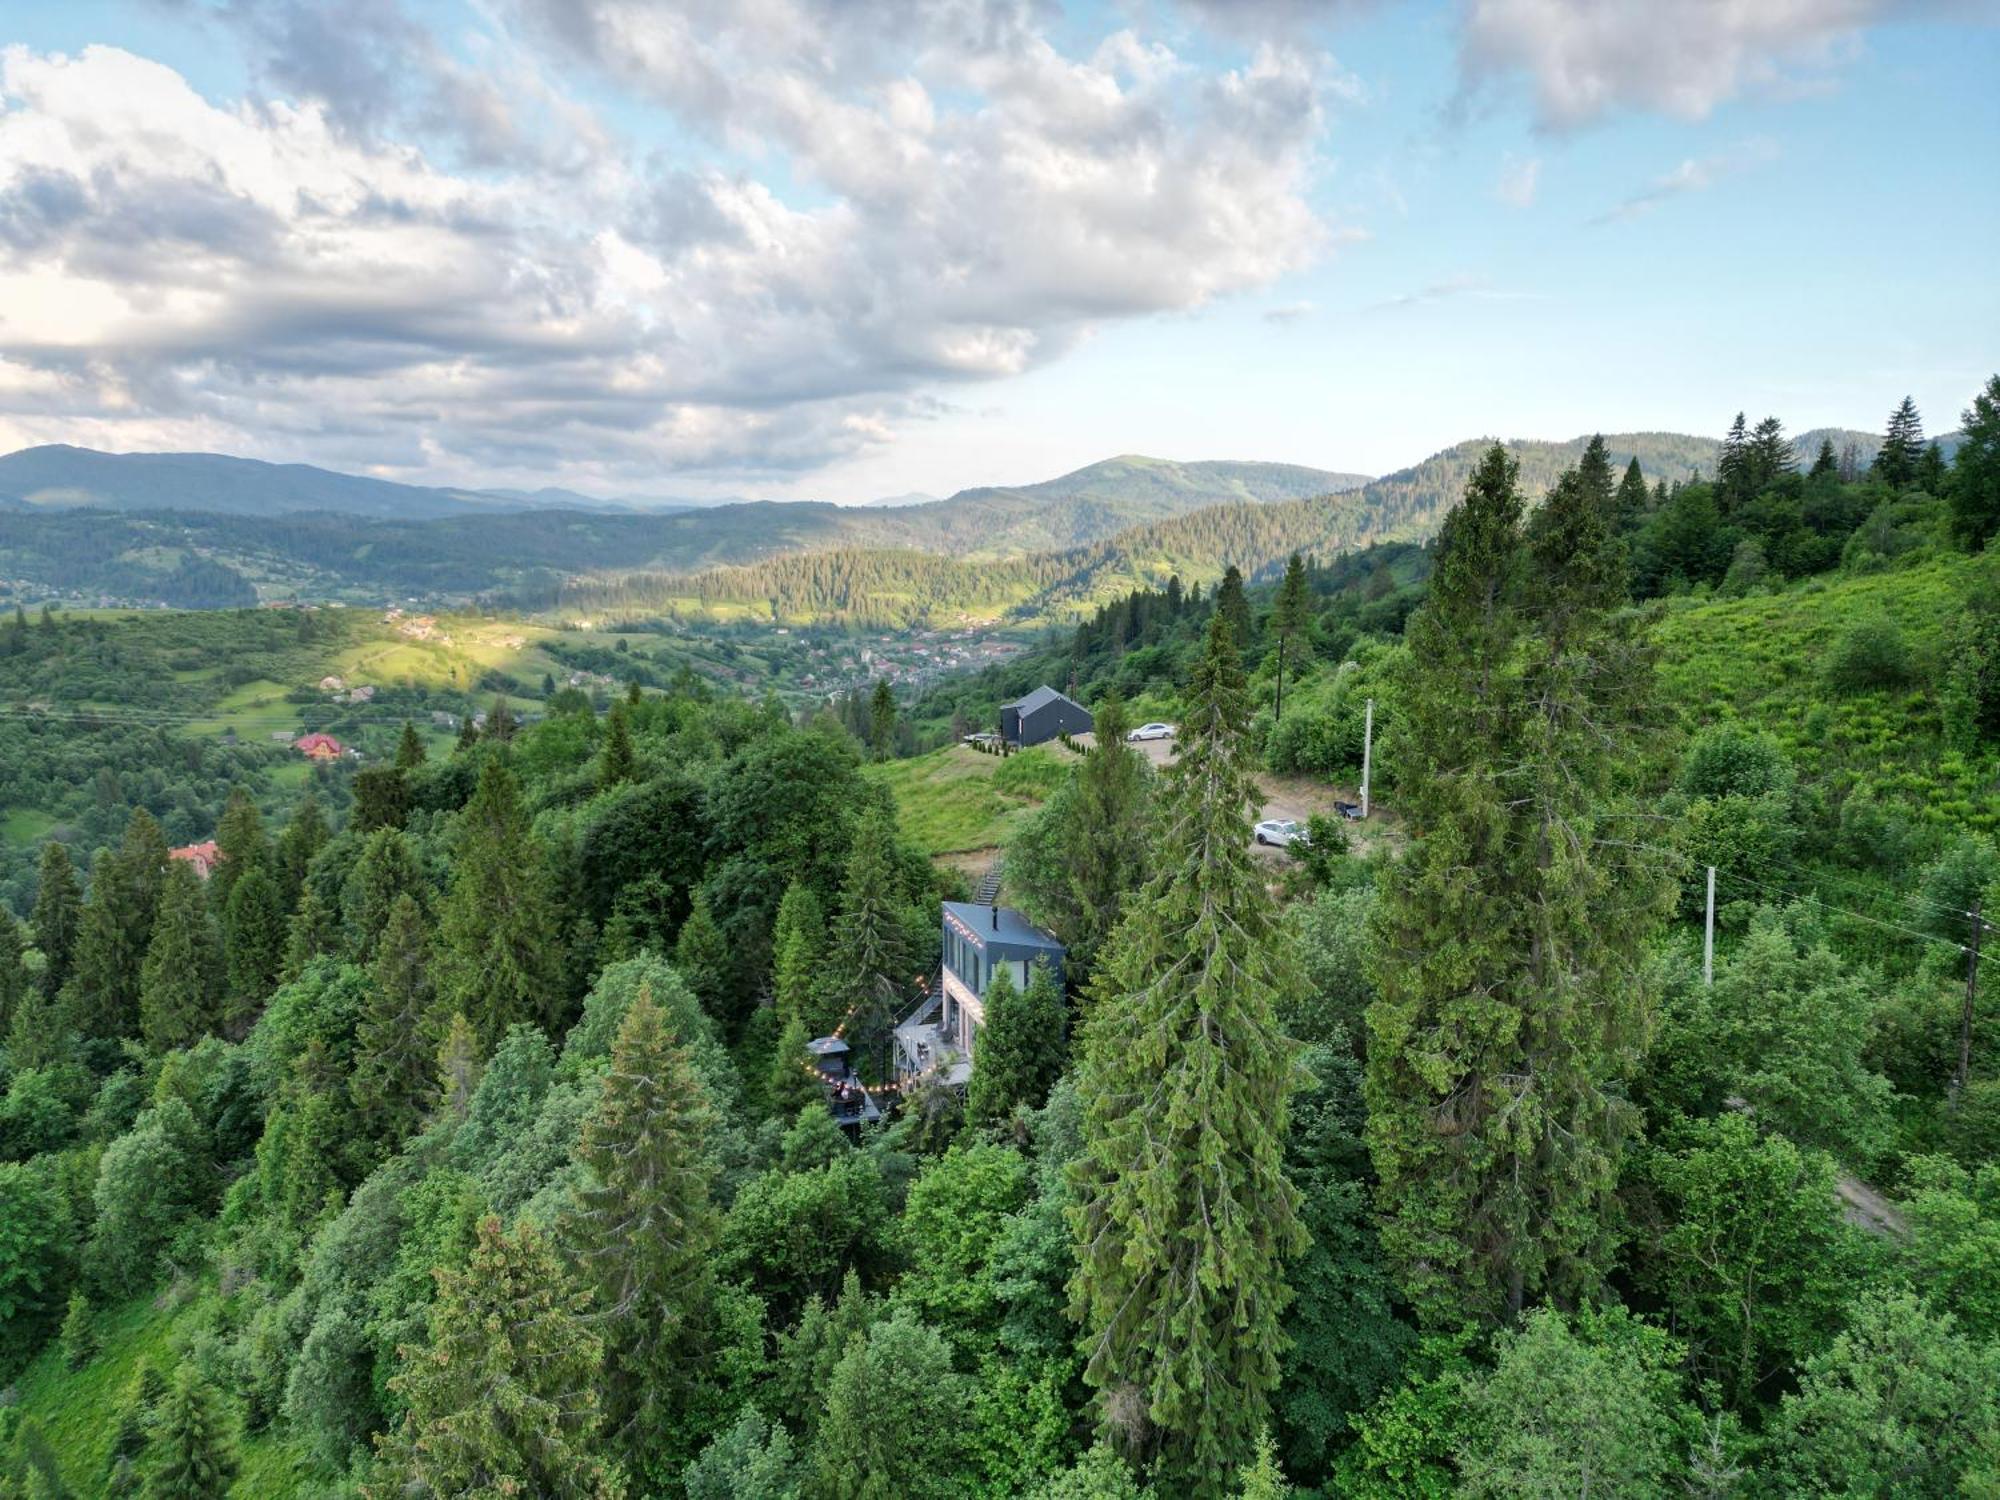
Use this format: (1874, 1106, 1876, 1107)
(834, 806, 910, 1078)
(435, 1010, 483, 1121)
(1366, 444, 1670, 1327)
(674, 890, 733, 1024)
(350, 894, 441, 1154)
(563, 983, 722, 1481)
(139, 859, 221, 1052)
(7, 982, 68, 1070)
(222, 865, 284, 1034)
(486, 696, 516, 742)
(868, 678, 897, 758)
(371, 1216, 622, 1499)
(598, 700, 638, 788)
(1271, 552, 1311, 724)
(30, 841, 81, 1000)
(436, 758, 564, 1047)
(1613, 455, 1650, 532)
(350, 766, 411, 833)
(283, 883, 339, 980)
(68, 810, 169, 1041)
(455, 713, 479, 752)
(1068, 611, 1304, 1496)
(1874, 395, 1925, 488)
(968, 957, 1065, 1125)
(210, 788, 267, 915)
(0, 912, 25, 1040)
(395, 719, 427, 770)
(1716, 412, 1750, 510)
(1951, 374, 2000, 551)
(341, 827, 425, 964)
(274, 794, 328, 911)
(1216, 564, 1253, 655)
(772, 882, 830, 1036)
(768, 1014, 824, 1119)
(1747, 415, 1795, 493)
(1809, 436, 1840, 480)
(143, 1365, 238, 1500)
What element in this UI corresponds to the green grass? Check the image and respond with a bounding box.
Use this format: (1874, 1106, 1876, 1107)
(868, 742, 1074, 854)
(0, 807, 56, 842)
(10, 1288, 307, 1495)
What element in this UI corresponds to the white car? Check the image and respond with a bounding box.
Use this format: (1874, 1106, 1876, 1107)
(1253, 818, 1309, 848)
(1126, 722, 1175, 742)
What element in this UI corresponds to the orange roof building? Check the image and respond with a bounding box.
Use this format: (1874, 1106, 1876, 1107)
(170, 841, 222, 879)
(295, 732, 345, 760)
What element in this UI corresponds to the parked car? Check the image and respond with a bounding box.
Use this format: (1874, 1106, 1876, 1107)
(1333, 800, 1364, 820)
(962, 731, 999, 746)
(1253, 818, 1310, 847)
(1127, 722, 1175, 742)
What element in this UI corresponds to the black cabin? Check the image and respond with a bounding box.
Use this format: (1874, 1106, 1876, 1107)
(999, 685, 1092, 748)
(806, 1035, 882, 1128)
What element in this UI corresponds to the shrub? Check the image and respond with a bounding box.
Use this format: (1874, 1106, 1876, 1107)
(1824, 615, 1914, 694)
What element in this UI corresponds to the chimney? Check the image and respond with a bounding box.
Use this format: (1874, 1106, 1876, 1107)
(991, 905, 1000, 931)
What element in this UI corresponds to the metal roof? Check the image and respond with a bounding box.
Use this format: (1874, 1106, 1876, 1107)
(943, 901, 1065, 951)
(1002, 684, 1084, 717)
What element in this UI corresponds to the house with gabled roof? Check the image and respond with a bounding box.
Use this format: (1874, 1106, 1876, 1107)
(998, 685, 1092, 748)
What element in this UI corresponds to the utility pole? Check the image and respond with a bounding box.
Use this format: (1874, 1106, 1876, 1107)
(1954, 898, 1982, 1111)
(1361, 698, 1374, 819)
(1702, 865, 1717, 987)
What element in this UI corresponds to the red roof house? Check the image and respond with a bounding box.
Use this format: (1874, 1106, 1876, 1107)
(170, 841, 222, 879)
(295, 732, 345, 761)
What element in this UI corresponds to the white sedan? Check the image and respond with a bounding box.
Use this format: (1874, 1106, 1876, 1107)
(1253, 818, 1310, 848)
(1126, 722, 1175, 742)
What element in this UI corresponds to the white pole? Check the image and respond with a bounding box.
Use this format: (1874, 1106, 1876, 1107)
(1702, 866, 1717, 986)
(1360, 698, 1374, 819)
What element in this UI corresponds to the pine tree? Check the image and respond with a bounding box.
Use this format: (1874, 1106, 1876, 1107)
(274, 794, 328, 912)
(1746, 415, 1796, 494)
(1068, 611, 1304, 1496)
(221, 865, 284, 1034)
(598, 700, 638, 788)
(1271, 552, 1311, 723)
(350, 894, 441, 1154)
(1613, 455, 1650, 532)
(1716, 412, 1750, 511)
(1809, 436, 1839, 479)
(369, 1216, 623, 1499)
(834, 807, 910, 1079)
(67, 810, 169, 1041)
(1366, 444, 1670, 1327)
(772, 882, 831, 1036)
(210, 788, 267, 915)
(435, 1011, 483, 1122)
(563, 983, 722, 1480)
(30, 840, 81, 999)
(139, 859, 221, 1052)
(1874, 395, 1925, 488)
(1950, 374, 2000, 551)
(436, 759, 564, 1047)
(342, 827, 425, 963)
(283, 882, 339, 980)
(0, 912, 25, 1040)
(674, 890, 734, 1024)
(143, 1365, 238, 1499)
(869, 679, 897, 758)
(968, 957, 1065, 1125)
(768, 1014, 824, 1119)
(395, 720, 427, 770)
(1216, 565, 1252, 655)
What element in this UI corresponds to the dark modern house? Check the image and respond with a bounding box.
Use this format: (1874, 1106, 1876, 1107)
(895, 902, 1066, 1087)
(999, 685, 1093, 747)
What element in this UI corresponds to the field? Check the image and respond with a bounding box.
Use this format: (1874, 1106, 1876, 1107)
(866, 742, 1075, 855)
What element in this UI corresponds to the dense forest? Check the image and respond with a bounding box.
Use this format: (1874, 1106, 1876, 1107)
(1, 379, 1999, 1497)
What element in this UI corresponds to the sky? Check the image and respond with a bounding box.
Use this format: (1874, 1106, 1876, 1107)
(0, 0, 1994, 503)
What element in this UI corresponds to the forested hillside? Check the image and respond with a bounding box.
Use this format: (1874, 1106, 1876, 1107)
(3, 378, 1999, 1497)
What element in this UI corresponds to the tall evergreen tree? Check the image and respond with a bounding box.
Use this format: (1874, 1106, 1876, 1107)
(598, 699, 638, 788)
(1216, 565, 1253, 655)
(1809, 436, 1840, 480)
(274, 794, 328, 912)
(1271, 552, 1311, 724)
(30, 841, 81, 1000)
(435, 1011, 483, 1121)
(834, 806, 910, 1077)
(868, 679, 897, 758)
(1612, 455, 1650, 534)
(143, 1365, 238, 1500)
(342, 827, 425, 964)
(1746, 415, 1796, 493)
(1068, 611, 1304, 1496)
(395, 720, 427, 770)
(768, 1014, 824, 1119)
(350, 894, 440, 1154)
(454, 713, 480, 753)
(283, 883, 339, 981)
(772, 882, 831, 1036)
(563, 984, 723, 1481)
(222, 865, 284, 1034)
(369, 1216, 623, 1499)
(674, 890, 733, 1024)
(1874, 395, 1925, 488)
(967, 957, 1065, 1125)
(1366, 443, 1670, 1327)
(1716, 412, 1750, 510)
(350, 766, 411, 834)
(1951, 374, 2000, 550)
(209, 788, 267, 915)
(139, 859, 221, 1051)
(0, 912, 25, 1040)
(436, 759, 564, 1047)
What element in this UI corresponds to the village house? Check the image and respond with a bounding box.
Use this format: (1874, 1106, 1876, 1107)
(169, 841, 221, 880)
(295, 732, 344, 761)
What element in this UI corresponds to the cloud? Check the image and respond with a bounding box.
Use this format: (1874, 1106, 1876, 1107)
(1367, 272, 1487, 312)
(1263, 301, 1315, 324)
(0, 6, 1340, 486)
(1589, 137, 1781, 224)
(1456, 0, 1900, 131)
(1494, 151, 1539, 207)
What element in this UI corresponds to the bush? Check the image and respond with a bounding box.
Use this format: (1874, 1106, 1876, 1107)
(1823, 615, 1914, 694)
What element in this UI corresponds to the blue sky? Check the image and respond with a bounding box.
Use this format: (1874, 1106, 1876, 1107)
(0, 0, 1993, 501)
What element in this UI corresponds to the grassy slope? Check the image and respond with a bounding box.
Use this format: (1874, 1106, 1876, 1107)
(1655, 554, 1991, 830)
(11, 1289, 306, 1495)
(867, 742, 1074, 854)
